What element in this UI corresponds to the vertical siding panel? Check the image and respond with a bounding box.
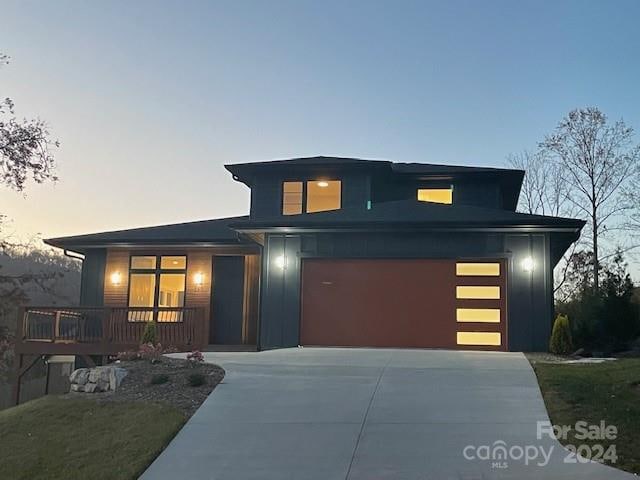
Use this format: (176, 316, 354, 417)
(103, 249, 130, 306)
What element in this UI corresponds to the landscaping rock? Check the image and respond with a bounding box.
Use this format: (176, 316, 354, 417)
(70, 368, 90, 385)
(69, 366, 128, 394)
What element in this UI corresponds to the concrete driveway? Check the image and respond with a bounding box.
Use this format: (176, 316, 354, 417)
(141, 348, 633, 480)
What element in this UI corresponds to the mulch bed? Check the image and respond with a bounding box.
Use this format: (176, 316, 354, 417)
(71, 357, 225, 417)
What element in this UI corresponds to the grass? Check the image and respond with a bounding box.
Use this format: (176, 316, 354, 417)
(0, 395, 185, 480)
(532, 358, 640, 475)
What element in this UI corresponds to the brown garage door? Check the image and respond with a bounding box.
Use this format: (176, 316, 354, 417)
(300, 259, 507, 351)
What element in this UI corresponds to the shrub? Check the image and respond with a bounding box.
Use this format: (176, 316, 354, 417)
(150, 373, 169, 385)
(139, 343, 164, 363)
(116, 350, 139, 362)
(141, 321, 157, 345)
(187, 372, 206, 387)
(186, 350, 204, 368)
(550, 314, 574, 355)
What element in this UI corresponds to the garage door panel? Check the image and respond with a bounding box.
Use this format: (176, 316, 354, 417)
(301, 259, 507, 351)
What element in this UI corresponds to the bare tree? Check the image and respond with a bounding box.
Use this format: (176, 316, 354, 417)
(0, 53, 58, 192)
(507, 149, 581, 296)
(541, 107, 640, 290)
(507, 149, 570, 216)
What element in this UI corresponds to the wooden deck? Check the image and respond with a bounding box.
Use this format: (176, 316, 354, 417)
(14, 306, 208, 356)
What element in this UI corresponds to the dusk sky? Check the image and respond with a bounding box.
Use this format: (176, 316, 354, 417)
(2, 0, 640, 243)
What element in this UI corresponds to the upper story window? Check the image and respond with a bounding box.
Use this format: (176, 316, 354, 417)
(282, 180, 341, 215)
(128, 255, 187, 322)
(417, 187, 453, 204)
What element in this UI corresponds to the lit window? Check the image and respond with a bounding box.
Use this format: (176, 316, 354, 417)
(160, 256, 187, 269)
(307, 180, 341, 213)
(417, 188, 453, 204)
(457, 332, 501, 346)
(456, 263, 500, 276)
(456, 308, 501, 323)
(282, 180, 342, 215)
(128, 255, 187, 322)
(282, 181, 303, 215)
(131, 256, 156, 269)
(456, 286, 500, 299)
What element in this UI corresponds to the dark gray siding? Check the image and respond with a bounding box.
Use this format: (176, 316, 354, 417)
(371, 177, 503, 209)
(259, 231, 553, 351)
(79, 249, 106, 306)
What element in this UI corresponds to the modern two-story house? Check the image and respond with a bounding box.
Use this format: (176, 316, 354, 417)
(14, 156, 585, 383)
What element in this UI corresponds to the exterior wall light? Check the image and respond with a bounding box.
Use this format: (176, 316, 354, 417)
(521, 256, 535, 273)
(110, 271, 122, 286)
(193, 272, 205, 286)
(317, 181, 329, 188)
(275, 255, 287, 270)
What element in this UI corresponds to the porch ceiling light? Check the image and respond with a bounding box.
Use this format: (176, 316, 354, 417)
(193, 272, 205, 286)
(317, 181, 329, 188)
(521, 256, 535, 273)
(110, 271, 122, 286)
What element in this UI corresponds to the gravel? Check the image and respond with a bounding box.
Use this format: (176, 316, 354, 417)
(71, 357, 225, 417)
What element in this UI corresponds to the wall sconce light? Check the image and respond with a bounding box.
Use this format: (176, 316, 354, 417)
(110, 271, 122, 286)
(193, 272, 205, 286)
(275, 255, 287, 270)
(521, 256, 535, 273)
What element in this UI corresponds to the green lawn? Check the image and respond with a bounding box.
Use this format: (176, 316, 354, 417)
(532, 358, 640, 475)
(0, 396, 185, 480)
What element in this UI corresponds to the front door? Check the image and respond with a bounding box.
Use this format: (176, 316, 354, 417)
(210, 256, 245, 344)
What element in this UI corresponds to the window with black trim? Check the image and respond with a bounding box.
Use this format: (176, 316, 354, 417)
(282, 180, 341, 215)
(128, 255, 187, 322)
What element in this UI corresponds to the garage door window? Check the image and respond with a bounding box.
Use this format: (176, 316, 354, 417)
(456, 263, 500, 276)
(457, 332, 501, 346)
(456, 286, 500, 299)
(456, 308, 500, 323)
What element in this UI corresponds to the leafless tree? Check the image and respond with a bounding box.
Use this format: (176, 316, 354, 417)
(507, 149, 570, 217)
(507, 149, 581, 296)
(541, 107, 640, 290)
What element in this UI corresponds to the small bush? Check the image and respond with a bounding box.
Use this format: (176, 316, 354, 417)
(186, 350, 204, 368)
(187, 372, 206, 387)
(141, 322, 157, 345)
(139, 343, 164, 363)
(150, 374, 169, 385)
(116, 350, 139, 361)
(550, 314, 574, 355)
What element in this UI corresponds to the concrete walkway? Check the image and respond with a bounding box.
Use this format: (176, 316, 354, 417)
(141, 348, 634, 479)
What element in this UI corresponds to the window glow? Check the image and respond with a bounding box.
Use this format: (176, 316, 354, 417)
(307, 180, 341, 213)
(456, 286, 501, 299)
(160, 256, 187, 269)
(282, 181, 303, 215)
(131, 256, 156, 269)
(456, 308, 501, 323)
(456, 263, 500, 276)
(457, 332, 501, 346)
(417, 188, 453, 204)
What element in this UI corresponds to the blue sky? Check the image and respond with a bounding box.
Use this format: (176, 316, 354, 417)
(1, 0, 640, 244)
